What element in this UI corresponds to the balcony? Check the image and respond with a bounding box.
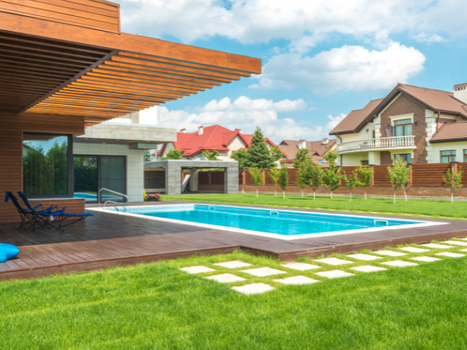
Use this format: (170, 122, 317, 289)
(337, 136, 416, 154)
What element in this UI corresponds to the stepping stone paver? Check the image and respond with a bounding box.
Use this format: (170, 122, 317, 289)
(282, 263, 321, 271)
(232, 283, 275, 295)
(347, 253, 382, 261)
(399, 247, 430, 253)
(381, 260, 418, 267)
(374, 250, 407, 257)
(442, 240, 467, 246)
(206, 274, 246, 283)
(273, 276, 320, 285)
(436, 252, 465, 258)
(242, 267, 287, 277)
(180, 266, 215, 274)
(315, 258, 353, 266)
(214, 261, 252, 269)
(351, 266, 387, 273)
(411, 256, 442, 262)
(315, 270, 354, 279)
(422, 243, 455, 249)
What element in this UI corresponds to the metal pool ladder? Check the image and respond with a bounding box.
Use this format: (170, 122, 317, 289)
(98, 188, 129, 209)
(374, 219, 389, 226)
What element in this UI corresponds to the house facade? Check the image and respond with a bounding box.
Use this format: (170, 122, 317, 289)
(278, 138, 336, 168)
(157, 125, 279, 161)
(330, 83, 467, 166)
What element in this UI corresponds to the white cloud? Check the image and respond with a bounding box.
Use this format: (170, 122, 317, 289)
(120, 0, 464, 48)
(326, 114, 346, 134)
(414, 33, 445, 43)
(250, 42, 426, 94)
(154, 96, 331, 142)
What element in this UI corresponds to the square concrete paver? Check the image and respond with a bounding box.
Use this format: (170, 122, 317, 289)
(282, 263, 321, 271)
(315, 270, 354, 279)
(347, 253, 382, 261)
(381, 260, 418, 267)
(206, 274, 246, 283)
(399, 247, 430, 253)
(232, 283, 275, 295)
(214, 261, 252, 269)
(374, 250, 407, 257)
(315, 258, 354, 266)
(241, 267, 287, 277)
(273, 276, 320, 285)
(442, 240, 467, 246)
(351, 265, 387, 273)
(411, 256, 442, 262)
(436, 252, 465, 258)
(180, 266, 215, 274)
(422, 243, 455, 249)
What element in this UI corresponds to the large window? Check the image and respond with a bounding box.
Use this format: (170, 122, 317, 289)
(394, 118, 412, 137)
(440, 150, 456, 163)
(395, 153, 412, 163)
(23, 133, 73, 197)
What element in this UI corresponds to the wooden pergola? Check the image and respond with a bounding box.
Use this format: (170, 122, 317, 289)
(0, 0, 261, 126)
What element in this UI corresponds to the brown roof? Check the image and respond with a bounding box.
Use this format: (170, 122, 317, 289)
(430, 122, 467, 143)
(280, 155, 330, 167)
(330, 83, 467, 135)
(329, 99, 383, 135)
(278, 139, 336, 158)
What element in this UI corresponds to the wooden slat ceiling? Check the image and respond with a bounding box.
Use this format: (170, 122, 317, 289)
(0, 32, 255, 127)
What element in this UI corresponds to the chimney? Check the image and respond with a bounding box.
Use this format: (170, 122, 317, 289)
(235, 128, 241, 133)
(179, 128, 186, 133)
(454, 83, 467, 104)
(298, 139, 306, 150)
(198, 126, 204, 135)
(322, 138, 329, 145)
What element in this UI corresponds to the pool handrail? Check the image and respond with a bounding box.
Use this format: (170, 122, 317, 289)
(98, 188, 129, 208)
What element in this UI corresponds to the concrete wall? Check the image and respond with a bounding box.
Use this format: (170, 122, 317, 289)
(73, 143, 144, 202)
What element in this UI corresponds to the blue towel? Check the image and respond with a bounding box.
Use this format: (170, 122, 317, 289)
(0, 243, 20, 261)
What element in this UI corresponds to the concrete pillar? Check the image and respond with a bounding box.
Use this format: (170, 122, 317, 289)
(190, 168, 199, 192)
(165, 162, 182, 195)
(368, 151, 381, 165)
(224, 164, 239, 194)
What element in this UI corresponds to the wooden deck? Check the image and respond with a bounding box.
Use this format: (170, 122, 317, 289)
(1, 201, 466, 281)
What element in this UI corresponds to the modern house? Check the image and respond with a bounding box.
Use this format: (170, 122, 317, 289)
(278, 138, 336, 168)
(157, 125, 279, 161)
(0, 0, 261, 224)
(330, 83, 467, 166)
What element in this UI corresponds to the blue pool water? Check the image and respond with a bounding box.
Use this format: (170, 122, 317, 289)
(110, 204, 421, 237)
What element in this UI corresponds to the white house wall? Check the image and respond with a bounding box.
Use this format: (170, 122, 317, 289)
(430, 141, 467, 163)
(73, 143, 144, 203)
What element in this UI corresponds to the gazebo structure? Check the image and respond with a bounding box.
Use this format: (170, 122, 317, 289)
(0, 0, 261, 223)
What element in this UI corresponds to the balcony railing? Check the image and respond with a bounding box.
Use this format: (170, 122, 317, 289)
(337, 136, 416, 153)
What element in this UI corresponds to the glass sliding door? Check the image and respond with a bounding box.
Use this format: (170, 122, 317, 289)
(73, 155, 126, 203)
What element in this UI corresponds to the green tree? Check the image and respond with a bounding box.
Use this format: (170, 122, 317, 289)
(387, 157, 411, 204)
(248, 168, 264, 198)
(356, 166, 373, 200)
(343, 171, 359, 202)
(144, 150, 152, 162)
(296, 165, 309, 197)
(231, 149, 250, 169)
(308, 163, 324, 200)
(162, 148, 183, 160)
(202, 149, 221, 161)
(443, 167, 463, 203)
(280, 166, 289, 199)
(269, 168, 281, 197)
(292, 148, 311, 168)
(322, 147, 343, 199)
(270, 146, 285, 165)
(247, 126, 275, 169)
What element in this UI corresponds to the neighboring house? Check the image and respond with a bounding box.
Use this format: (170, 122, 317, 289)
(157, 125, 280, 161)
(330, 83, 467, 166)
(278, 138, 336, 167)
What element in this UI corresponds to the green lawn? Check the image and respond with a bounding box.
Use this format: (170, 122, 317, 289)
(162, 193, 467, 219)
(2, 244, 467, 349)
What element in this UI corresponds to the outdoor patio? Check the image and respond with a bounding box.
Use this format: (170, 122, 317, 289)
(1, 201, 466, 281)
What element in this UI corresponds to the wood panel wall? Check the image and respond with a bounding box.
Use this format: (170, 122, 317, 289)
(0, 112, 85, 223)
(373, 165, 392, 186)
(0, 0, 120, 33)
(412, 163, 451, 186)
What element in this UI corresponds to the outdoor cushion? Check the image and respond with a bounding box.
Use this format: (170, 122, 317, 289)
(0, 243, 20, 261)
(0, 250, 6, 263)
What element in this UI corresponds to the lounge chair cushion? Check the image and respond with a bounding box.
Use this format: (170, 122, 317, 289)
(0, 250, 6, 263)
(0, 243, 20, 261)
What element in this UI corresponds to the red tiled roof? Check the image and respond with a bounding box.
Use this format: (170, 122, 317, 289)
(160, 125, 279, 158)
(430, 122, 467, 143)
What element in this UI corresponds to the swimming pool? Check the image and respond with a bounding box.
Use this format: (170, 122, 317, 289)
(95, 204, 445, 240)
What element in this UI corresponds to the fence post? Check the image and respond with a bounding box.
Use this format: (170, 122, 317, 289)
(369, 165, 375, 187)
(262, 169, 266, 185)
(408, 163, 413, 186)
(452, 161, 458, 174)
(243, 170, 246, 185)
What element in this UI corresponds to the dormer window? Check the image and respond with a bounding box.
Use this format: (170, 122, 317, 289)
(394, 118, 412, 137)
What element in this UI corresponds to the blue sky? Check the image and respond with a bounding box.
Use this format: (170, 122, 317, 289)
(118, 0, 467, 143)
